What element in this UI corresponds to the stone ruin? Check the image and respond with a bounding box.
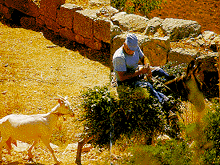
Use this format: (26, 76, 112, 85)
(0, 0, 219, 68)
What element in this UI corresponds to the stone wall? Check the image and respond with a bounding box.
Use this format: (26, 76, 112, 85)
(0, 0, 113, 50)
(0, 0, 219, 67)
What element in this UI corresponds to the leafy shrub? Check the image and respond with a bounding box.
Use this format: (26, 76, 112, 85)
(111, 0, 163, 16)
(202, 102, 220, 164)
(126, 139, 192, 165)
(80, 82, 182, 147)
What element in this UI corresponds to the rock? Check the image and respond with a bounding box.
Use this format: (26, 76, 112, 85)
(40, 0, 65, 20)
(210, 35, 220, 52)
(0, 4, 12, 20)
(20, 16, 36, 29)
(73, 9, 98, 39)
(56, 3, 82, 29)
(75, 34, 85, 45)
(36, 14, 45, 28)
(161, 18, 201, 41)
(168, 48, 200, 64)
(110, 24, 122, 40)
(143, 17, 164, 36)
(195, 53, 219, 98)
(111, 12, 149, 32)
(44, 16, 60, 33)
(142, 36, 170, 66)
(96, 6, 118, 17)
(202, 31, 217, 41)
(94, 17, 111, 43)
(85, 37, 102, 50)
(4, 0, 39, 17)
(59, 27, 76, 41)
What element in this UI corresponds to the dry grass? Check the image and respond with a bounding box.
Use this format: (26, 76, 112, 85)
(0, 18, 110, 164)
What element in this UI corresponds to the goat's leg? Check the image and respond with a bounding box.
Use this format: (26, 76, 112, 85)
(41, 138, 60, 164)
(75, 136, 93, 165)
(28, 141, 37, 161)
(0, 136, 9, 162)
(0, 137, 2, 162)
(75, 138, 85, 165)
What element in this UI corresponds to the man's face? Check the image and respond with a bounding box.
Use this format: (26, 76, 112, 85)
(123, 43, 135, 55)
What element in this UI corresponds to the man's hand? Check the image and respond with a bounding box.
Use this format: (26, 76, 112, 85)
(140, 64, 152, 78)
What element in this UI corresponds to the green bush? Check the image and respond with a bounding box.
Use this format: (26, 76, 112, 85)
(125, 139, 192, 165)
(111, 0, 163, 16)
(202, 102, 220, 164)
(80, 83, 182, 147)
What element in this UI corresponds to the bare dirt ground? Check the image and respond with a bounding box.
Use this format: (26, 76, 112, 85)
(0, 19, 110, 164)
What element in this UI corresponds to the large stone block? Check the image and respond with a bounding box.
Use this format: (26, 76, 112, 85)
(161, 18, 201, 41)
(45, 16, 60, 33)
(40, 0, 65, 20)
(94, 17, 111, 43)
(56, 3, 82, 29)
(0, 3, 12, 19)
(59, 27, 75, 41)
(168, 48, 200, 65)
(111, 12, 149, 32)
(142, 37, 170, 66)
(4, 0, 39, 17)
(73, 9, 98, 39)
(85, 37, 102, 50)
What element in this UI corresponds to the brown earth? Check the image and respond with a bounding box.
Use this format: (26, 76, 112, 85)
(148, 0, 220, 35)
(0, 19, 110, 164)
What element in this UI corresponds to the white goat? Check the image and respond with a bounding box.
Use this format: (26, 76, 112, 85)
(0, 96, 74, 164)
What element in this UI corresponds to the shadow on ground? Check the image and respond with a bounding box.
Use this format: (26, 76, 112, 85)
(0, 17, 112, 69)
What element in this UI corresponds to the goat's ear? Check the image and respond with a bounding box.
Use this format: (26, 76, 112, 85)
(54, 98, 64, 104)
(186, 60, 195, 75)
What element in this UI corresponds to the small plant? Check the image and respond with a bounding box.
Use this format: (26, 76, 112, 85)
(125, 139, 192, 165)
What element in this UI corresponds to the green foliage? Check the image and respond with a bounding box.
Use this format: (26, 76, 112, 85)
(80, 83, 182, 146)
(126, 140, 192, 165)
(111, 0, 163, 16)
(202, 103, 220, 164)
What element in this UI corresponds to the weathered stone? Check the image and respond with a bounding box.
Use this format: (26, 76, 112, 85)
(20, 16, 36, 29)
(0, 0, 5, 5)
(0, 3, 12, 19)
(96, 6, 118, 17)
(56, 3, 82, 29)
(75, 34, 85, 45)
(94, 17, 111, 43)
(210, 35, 220, 52)
(161, 18, 201, 41)
(36, 14, 45, 28)
(142, 36, 170, 66)
(59, 27, 75, 41)
(45, 16, 60, 33)
(40, 0, 65, 20)
(168, 48, 200, 64)
(4, 0, 39, 17)
(195, 53, 219, 98)
(202, 31, 217, 41)
(85, 37, 102, 50)
(143, 17, 164, 35)
(73, 9, 98, 39)
(110, 24, 122, 40)
(111, 12, 149, 32)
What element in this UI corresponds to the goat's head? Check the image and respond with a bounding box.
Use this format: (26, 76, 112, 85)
(165, 60, 205, 111)
(55, 96, 75, 117)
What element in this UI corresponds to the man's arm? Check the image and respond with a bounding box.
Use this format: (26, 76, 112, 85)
(117, 67, 149, 82)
